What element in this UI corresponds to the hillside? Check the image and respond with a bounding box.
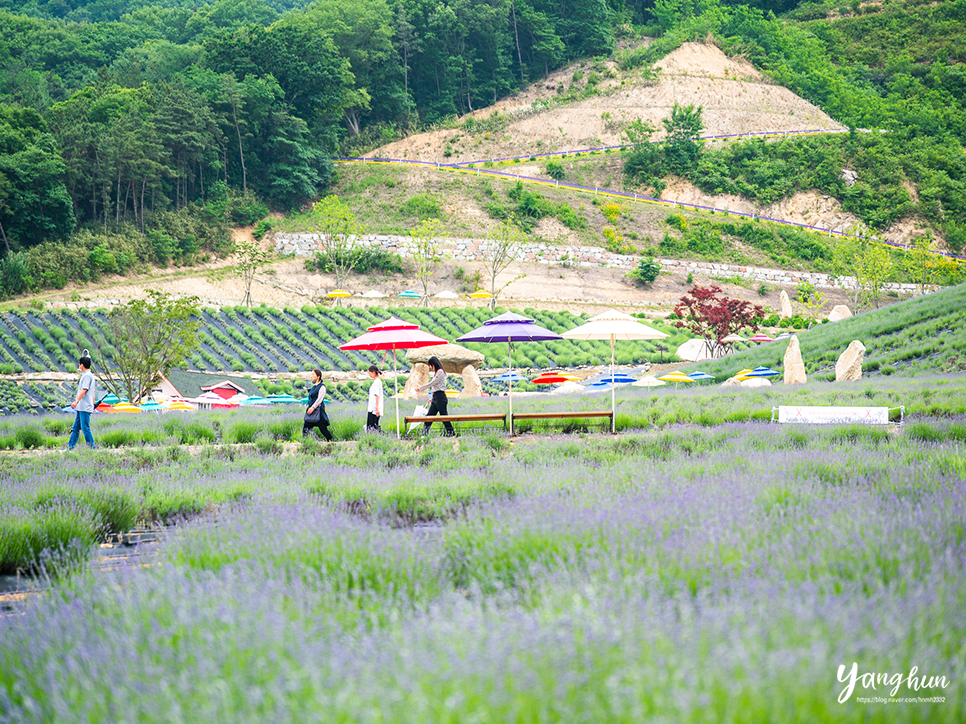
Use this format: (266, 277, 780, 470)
(372, 43, 842, 164)
(693, 282, 966, 381)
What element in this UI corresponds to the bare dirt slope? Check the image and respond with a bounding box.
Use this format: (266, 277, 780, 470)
(373, 42, 843, 164)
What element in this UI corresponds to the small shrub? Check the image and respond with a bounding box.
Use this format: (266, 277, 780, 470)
(14, 427, 45, 450)
(629, 257, 661, 286)
(254, 435, 282, 455)
(401, 194, 443, 220)
(331, 417, 364, 441)
(99, 430, 134, 448)
(229, 420, 260, 444)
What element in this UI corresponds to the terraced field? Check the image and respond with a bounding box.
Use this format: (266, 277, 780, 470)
(0, 305, 689, 413)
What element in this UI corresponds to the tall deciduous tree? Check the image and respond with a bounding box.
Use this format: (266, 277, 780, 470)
(0, 106, 75, 248)
(672, 285, 764, 359)
(97, 291, 201, 403)
(662, 102, 704, 174)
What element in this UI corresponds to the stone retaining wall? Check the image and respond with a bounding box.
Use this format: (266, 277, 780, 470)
(274, 232, 926, 295)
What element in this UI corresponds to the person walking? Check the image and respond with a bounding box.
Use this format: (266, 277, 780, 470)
(418, 356, 455, 436)
(303, 368, 333, 441)
(366, 364, 383, 433)
(68, 353, 96, 450)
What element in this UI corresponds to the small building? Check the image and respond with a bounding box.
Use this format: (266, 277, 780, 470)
(200, 380, 247, 399)
(152, 371, 258, 400)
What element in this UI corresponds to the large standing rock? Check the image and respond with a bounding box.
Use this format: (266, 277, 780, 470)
(826, 305, 852, 323)
(406, 344, 484, 374)
(459, 366, 483, 397)
(403, 363, 431, 399)
(783, 336, 807, 385)
(404, 343, 485, 399)
(835, 340, 866, 381)
(779, 290, 793, 319)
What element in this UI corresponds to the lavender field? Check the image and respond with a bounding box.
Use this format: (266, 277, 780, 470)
(1, 377, 965, 721)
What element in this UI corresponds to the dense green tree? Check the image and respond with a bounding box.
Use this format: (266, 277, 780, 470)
(0, 106, 74, 248)
(662, 102, 704, 174)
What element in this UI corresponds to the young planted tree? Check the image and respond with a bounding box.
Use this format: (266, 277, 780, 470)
(232, 238, 273, 307)
(672, 285, 764, 359)
(903, 237, 936, 295)
(833, 226, 894, 309)
(409, 218, 447, 307)
(310, 195, 364, 296)
(832, 229, 870, 310)
(484, 217, 527, 310)
(860, 244, 893, 308)
(97, 291, 201, 403)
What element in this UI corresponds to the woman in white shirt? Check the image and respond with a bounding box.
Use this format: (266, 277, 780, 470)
(366, 364, 383, 432)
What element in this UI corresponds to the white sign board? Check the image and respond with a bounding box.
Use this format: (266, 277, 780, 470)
(776, 406, 891, 425)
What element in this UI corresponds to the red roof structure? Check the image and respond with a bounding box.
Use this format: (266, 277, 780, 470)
(201, 380, 247, 399)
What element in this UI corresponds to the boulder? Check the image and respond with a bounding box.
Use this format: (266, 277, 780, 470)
(459, 365, 483, 398)
(783, 336, 807, 385)
(740, 377, 772, 388)
(403, 363, 431, 399)
(835, 340, 866, 382)
(779, 289, 793, 319)
(722, 375, 772, 388)
(826, 305, 852, 323)
(406, 343, 484, 374)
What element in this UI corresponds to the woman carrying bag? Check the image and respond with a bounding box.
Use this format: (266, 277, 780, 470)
(417, 356, 455, 436)
(303, 368, 333, 441)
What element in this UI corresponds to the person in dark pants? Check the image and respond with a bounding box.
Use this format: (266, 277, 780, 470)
(366, 364, 383, 433)
(303, 368, 333, 441)
(68, 353, 97, 450)
(418, 356, 455, 436)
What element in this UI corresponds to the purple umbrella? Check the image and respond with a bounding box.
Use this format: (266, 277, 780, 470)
(457, 312, 561, 434)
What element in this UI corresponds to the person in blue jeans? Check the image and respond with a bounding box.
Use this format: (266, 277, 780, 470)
(68, 354, 96, 450)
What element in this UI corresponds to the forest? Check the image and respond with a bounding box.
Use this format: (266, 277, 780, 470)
(0, 0, 964, 297)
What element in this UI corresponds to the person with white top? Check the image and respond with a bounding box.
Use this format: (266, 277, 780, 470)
(417, 356, 455, 436)
(366, 364, 383, 432)
(68, 353, 97, 450)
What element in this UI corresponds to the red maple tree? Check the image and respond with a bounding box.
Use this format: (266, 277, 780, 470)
(672, 285, 764, 358)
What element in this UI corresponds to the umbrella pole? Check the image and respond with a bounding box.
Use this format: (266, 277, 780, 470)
(508, 341, 514, 436)
(610, 335, 616, 434)
(393, 349, 400, 439)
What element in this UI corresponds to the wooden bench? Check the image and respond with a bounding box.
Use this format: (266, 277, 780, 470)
(404, 413, 507, 433)
(511, 410, 614, 433)
(511, 411, 613, 421)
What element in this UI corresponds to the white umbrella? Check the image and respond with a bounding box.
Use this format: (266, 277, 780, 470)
(676, 338, 714, 362)
(632, 375, 666, 388)
(562, 309, 668, 433)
